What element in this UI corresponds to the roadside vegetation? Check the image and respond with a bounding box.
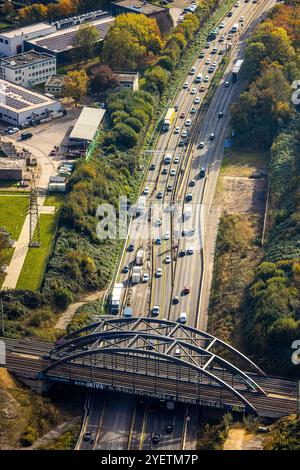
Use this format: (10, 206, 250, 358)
(263, 415, 300, 450)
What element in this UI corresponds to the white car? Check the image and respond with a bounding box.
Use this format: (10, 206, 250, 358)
(165, 255, 171, 264)
(185, 119, 192, 126)
(219, 21, 225, 28)
(170, 169, 176, 176)
(194, 97, 200, 104)
(212, 61, 217, 68)
(164, 231, 170, 240)
(183, 82, 189, 89)
(191, 87, 197, 94)
(142, 273, 149, 283)
(198, 141, 205, 149)
(239, 16, 244, 22)
(190, 67, 196, 75)
(8, 127, 19, 134)
(187, 246, 194, 255)
(179, 312, 187, 323)
(174, 126, 180, 134)
(174, 156, 180, 164)
(182, 130, 188, 138)
(204, 75, 209, 82)
(144, 187, 149, 195)
(155, 218, 161, 226)
(152, 305, 160, 316)
(205, 58, 211, 65)
(156, 268, 162, 277)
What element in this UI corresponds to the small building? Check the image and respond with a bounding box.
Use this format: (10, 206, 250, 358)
(117, 72, 139, 91)
(0, 23, 57, 57)
(24, 16, 115, 64)
(0, 50, 56, 88)
(45, 74, 66, 97)
(0, 78, 62, 127)
(111, 0, 172, 31)
(69, 106, 105, 156)
(0, 157, 26, 180)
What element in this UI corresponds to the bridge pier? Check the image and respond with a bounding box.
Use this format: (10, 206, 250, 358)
(16, 376, 53, 394)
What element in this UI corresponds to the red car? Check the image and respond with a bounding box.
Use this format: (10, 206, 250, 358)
(183, 286, 190, 295)
(180, 112, 185, 118)
(49, 146, 58, 156)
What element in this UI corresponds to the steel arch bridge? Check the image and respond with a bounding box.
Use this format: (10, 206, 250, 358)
(40, 317, 267, 414)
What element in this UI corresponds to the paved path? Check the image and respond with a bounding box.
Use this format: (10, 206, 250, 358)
(24, 416, 81, 450)
(55, 290, 105, 330)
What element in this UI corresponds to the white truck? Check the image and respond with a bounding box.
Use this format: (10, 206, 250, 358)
(135, 196, 146, 216)
(183, 206, 192, 220)
(136, 249, 144, 265)
(110, 282, 123, 313)
(132, 265, 142, 283)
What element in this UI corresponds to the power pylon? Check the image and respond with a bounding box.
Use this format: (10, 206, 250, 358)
(29, 173, 40, 248)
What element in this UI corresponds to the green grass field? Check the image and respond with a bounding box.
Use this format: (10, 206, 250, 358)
(0, 194, 29, 239)
(16, 213, 58, 291)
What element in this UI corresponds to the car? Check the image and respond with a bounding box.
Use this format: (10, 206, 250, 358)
(199, 51, 205, 58)
(20, 132, 32, 140)
(183, 82, 189, 89)
(186, 193, 193, 202)
(167, 184, 173, 192)
(83, 432, 91, 442)
(198, 141, 205, 149)
(194, 97, 200, 104)
(173, 296, 179, 304)
(152, 305, 160, 316)
(239, 15, 244, 22)
(157, 191, 163, 199)
(200, 166, 206, 178)
(212, 61, 217, 67)
(128, 243, 134, 252)
(162, 167, 168, 175)
(235, 1, 240, 6)
(190, 87, 197, 94)
(199, 84, 205, 92)
(142, 273, 149, 283)
(190, 179, 196, 186)
(178, 139, 185, 147)
(156, 237, 162, 245)
(164, 231, 170, 240)
(185, 119, 192, 126)
(227, 11, 233, 16)
(211, 47, 218, 54)
(182, 130, 187, 138)
(183, 286, 190, 294)
(187, 246, 194, 255)
(179, 249, 186, 257)
(170, 169, 176, 176)
(156, 218, 161, 226)
(174, 126, 180, 134)
(224, 80, 230, 87)
(174, 104, 179, 111)
(165, 255, 171, 264)
(49, 148, 57, 156)
(152, 434, 160, 444)
(123, 265, 129, 273)
(205, 57, 211, 65)
(218, 49, 224, 55)
(144, 187, 149, 195)
(219, 21, 225, 28)
(166, 424, 173, 433)
(190, 107, 196, 114)
(210, 132, 215, 140)
(9, 127, 19, 134)
(218, 111, 224, 118)
(227, 33, 232, 40)
(174, 156, 180, 164)
(208, 66, 215, 73)
(156, 268, 162, 277)
(190, 67, 196, 75)
(204, 42, 210, 49)
(219, 35, 225, 42)
(179, 312, 187, 323)
(150, 163, 156, 170)
(180, 111, 186, 118)
(204, 75, 209, 82)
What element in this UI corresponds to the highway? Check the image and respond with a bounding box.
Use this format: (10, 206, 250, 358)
(75, 0, 278, 450)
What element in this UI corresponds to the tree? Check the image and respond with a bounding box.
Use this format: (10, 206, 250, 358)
(72, 24, 99, 62)
(18, 4, 48, 24)
(90, 65, 119, 93)
(1, 1, 14, 17)
(114, 123, 138, 148)
(64, 70, 89, 105)
(0, 231, 9, 273)
(144, 66, 170, 95)
(57, 0, 78, 18)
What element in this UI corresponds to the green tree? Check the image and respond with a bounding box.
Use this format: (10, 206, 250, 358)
(72, 24, 99, 61)
(64, 70, 89, 105)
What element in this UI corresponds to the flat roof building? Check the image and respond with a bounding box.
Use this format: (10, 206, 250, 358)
(0, 23, 57, 57)
(45, 74, 66, 97)
(111, 0, 172, 31)
(117, 72, 139, 91)
(69, 106, 105, 143)
(0, 78, 62, 126)
(1, 50, 56, 88)
(24, 16, 115, 64)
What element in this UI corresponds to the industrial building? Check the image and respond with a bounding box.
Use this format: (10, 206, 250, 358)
(0, 79, 62, 126)
(45, 74, 66, 97)
(0, 50, 56, 88)
(0, 157, 26, 181)
(24, 16, 115, 64)
(117, 72, 139, 91)
(0, 23, 56, 57)
(111, 0, 172, 31)
(69, 106, 105, 148)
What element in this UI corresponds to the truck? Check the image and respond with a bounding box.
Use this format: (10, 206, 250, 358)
(124, 306, 133, 318)
(110, 282, 123, 313)
(132, 265, 142, 283)
(136, 249, 144, 265)
(232, 59, 244, 82)
(163, 108, 175, 131)
(183, 206, 192, 220)
(135, 196, 146, 216)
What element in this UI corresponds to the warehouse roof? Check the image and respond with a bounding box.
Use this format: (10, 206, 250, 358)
(0, 23, 54, 39)
(113, 0, 166, 14)
(27, 17, 114, 53)
(69, 107, 105, 141)
(0, 79, 58, 113)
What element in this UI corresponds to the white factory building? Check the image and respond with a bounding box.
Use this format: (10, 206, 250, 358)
(0, 22, 56, 57)
(0, 78, 62, 126)
(0, 50, 56, 88)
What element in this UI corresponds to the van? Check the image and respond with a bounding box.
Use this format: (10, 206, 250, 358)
(21, 132, 33, 140)
(124, 306, 133, 318)
(195, 74, 202, 83)
(179, 312, 187, 323)
(200, 167, 206, 178)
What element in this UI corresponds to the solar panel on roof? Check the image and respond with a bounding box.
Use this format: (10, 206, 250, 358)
(6, 85, 47, 105)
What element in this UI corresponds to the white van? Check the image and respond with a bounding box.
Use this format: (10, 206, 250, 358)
(179, 312, 187, 323)
(195, 73, 202, 83)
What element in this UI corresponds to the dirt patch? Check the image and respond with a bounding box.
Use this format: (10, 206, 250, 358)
(217, 176, 267, 215)
(223, 427, 263, 450)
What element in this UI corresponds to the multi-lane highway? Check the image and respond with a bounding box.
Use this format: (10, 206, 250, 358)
(78, 0, 277, 450)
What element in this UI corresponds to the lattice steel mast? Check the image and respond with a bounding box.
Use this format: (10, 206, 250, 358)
(29, 173, 40, 247)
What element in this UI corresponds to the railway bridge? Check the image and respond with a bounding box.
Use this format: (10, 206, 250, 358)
(3, 317, 298, 418)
